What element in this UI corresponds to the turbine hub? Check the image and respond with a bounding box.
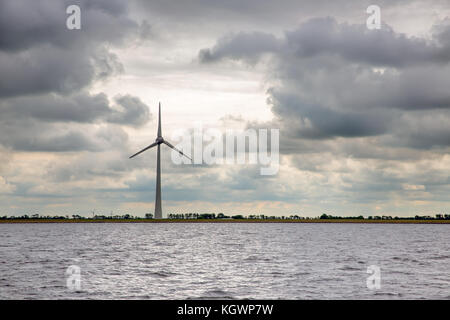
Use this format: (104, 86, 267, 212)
(156, 136, 164, 144)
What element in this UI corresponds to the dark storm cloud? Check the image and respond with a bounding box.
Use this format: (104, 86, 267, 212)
(200, 17, 450, 148)
(0, 92, 150, 126)
(0, 0, 151, 154)
(9, 130, 100, 153)
(134, 0, 431, 33)
(0, 91, 150, 154)
(0, 0, 137, 53)
(0, 119, 129, 153)
(108, 95, 150, 126)
(0, 46, 94, 97)
(1, 93, 109, 123)
(200, 17, 450, 67)
(267, 89, 392, 139)
(0, 0, 143, 98)
(283, 17, 450, 67)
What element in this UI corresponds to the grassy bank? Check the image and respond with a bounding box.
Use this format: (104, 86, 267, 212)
(1, 218, 449, 224)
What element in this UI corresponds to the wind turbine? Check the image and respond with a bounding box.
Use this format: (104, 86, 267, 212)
(129, 103, 191, 219)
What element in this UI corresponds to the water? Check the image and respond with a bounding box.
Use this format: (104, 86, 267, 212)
(0, 223, 449, 299)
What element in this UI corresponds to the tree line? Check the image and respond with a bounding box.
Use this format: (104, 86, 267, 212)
(1, 213, 449, 220)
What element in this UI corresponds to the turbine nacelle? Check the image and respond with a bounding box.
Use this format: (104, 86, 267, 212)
(155, 136, 164, 144)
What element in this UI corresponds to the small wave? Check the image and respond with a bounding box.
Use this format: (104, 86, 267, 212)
(270, 271, 284, 275)
(294, 272, 310, 276)
(153, 241, 175, 247)
(148, 271, 176, 278)
(310, 277, 338, 282)
(392, 256, 418, 262)
(191, 289, 236, 300)
(373, 292, 401, 297)
(391, 256, 422, 263)
(243, 255, 260, 262)
(428, 255, 450, 260)
(340, 266, 360, 271)
(187, 295, 236, 300)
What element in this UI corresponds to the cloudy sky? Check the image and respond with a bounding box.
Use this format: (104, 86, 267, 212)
(1, 0, 449, 217)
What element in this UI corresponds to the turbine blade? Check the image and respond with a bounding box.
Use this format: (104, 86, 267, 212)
(163, 140, 192, 161)
(129, 142, 158, 159)
(157, 102, 162, 137)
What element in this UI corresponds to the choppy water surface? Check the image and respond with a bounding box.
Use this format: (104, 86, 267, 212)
(0, 223, 449, 299)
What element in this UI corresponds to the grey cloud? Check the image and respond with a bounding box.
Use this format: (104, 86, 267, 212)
(284, 17, 450, 68)
(268, 89, 392, 139)
(45, 147, 143, 183)
(134, 0, 437, 36)
(0, 120, 129, 153)
(123, 165, 293, 203)
(0, 0, 152, 156)
(108, 95, 151, 126)
(0, 92, 150, 126)
(199, 17, 450, 67)
(0, 0, 138, 53)
(0, 0, 145, 98)
(2, 0, 450, 215)
(0, 91, 151, 153)
(401, 130, 450, 149)
(12, 131, 100, 153)
(387, 110, 450, 149)
(0, 47, 95, 97)
(0, 44, 123, 98)
(202, 17, 450, 149)
(0, 145, 12, 176)
(1, 93, 108, 123)
(199, 32, 281, 63)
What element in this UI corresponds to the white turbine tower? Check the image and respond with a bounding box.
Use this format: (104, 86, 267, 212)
(129, 103, 191, 219)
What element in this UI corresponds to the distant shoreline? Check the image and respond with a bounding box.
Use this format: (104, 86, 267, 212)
(1, 219, 449, 224)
